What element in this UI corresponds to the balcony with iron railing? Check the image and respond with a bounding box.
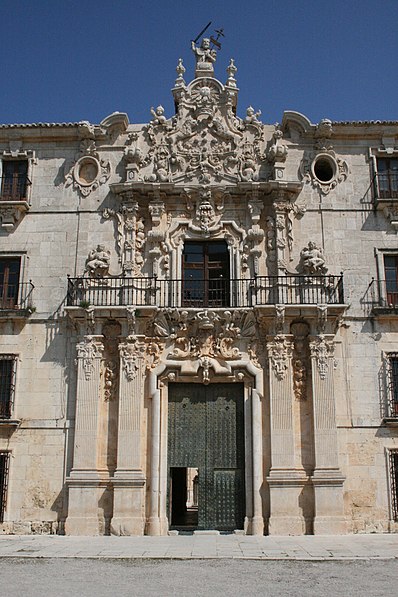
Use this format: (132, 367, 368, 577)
(0, 281, 35, 314)
(368, 278, 398, 314)
(66, 274, 344, 309)
(372, 170, 398, 204)
(0, 174, 31, 202)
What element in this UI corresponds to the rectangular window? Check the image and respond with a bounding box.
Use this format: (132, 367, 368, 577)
(0, 258, 21, 309)
(0, 160, 29, 201)
(0, 451, 10, 522)
(0, 355, 17, 419)
(377, 157, 398, 199)
(388, 449, 398, 521)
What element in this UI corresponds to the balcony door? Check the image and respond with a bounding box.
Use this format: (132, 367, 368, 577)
(377, 158, 398, 199)
(1, 160, 28, 201)
(182, 241, 230, 307)
(384, 255, 398, 307)
(0, 258, 20, 309)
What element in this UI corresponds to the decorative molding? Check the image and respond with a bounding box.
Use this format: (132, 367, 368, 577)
(300, 148, 348, 195)
(65, 139, 110, 196)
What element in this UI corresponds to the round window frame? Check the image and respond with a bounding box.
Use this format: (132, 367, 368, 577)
(74, 156, 100, 187)
(311, 153, 337, 185)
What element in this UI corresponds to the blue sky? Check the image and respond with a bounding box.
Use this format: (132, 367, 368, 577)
(0, 0, 397, 125)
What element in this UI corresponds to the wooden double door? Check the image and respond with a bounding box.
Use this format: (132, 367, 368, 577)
(168, 383, 245, 531)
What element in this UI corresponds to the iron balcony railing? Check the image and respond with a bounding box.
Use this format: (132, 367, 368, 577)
(0, 281, 35, 311)
(369, 279, 398, 309)
(373, 171, 398, 201)
(67, 274, 344, 308)
(0, 174, 31, 202)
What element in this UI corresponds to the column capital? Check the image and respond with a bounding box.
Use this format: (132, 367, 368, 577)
(266, 334, 294, 380)
(119, 337, 146, 381)
(309, 334, 336, 380)
(76, 336, 104, 381)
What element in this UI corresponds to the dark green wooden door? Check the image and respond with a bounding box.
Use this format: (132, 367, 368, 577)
(168, 383, 245, 531)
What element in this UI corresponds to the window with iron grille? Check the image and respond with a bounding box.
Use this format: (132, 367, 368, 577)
(0, 355, 17, 419)
(386, 354, 398, 418)
(388, 449, 398, 521)
(0, 451, 10, 522)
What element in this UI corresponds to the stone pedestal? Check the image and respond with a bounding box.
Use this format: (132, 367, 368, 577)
(65, 336, 104, 535)
(267, 335, 307, 535)
(310, 335, 347, 534)
(268, 471, 308, 535)
(110, 339, 146, 536)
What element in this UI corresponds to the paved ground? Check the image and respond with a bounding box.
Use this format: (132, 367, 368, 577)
(0, 533, 397, 559)
(1, 558, 398, 597)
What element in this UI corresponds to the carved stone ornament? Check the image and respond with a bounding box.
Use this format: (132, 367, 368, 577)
(103, 200, 145, 275)
(103, 359, 118, 401)
(65, 139, 110, 196)
(300, 149, 348, 195)
(191, 37, 217, 78)
(298, 242, 328, 275)
(112, 57, 268, 187)
(151, 309, 256, 363)
(119, 340, 145, 381)
(85, 245, 111, 278)
(76, 337, 103, 381)
(309, 335, 335, 380)
(291, 322, 310, 401)
(267, 126, 288, 164)
(267, 335, 293, 380)
(0, 204, 29, 231)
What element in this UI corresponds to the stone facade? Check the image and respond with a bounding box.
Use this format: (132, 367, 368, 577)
(1, 40, 398, 536)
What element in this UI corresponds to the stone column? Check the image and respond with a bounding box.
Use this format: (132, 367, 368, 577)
(110, 338, 146, 536)
(65, 335, 104, 535)
(267, 335, 307, 535)
(309, 335, 346, 534)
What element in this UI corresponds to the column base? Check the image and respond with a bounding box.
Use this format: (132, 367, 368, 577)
(312, 469, 347, 535)
(65, 470, 109, 536)
(111, 472, 146, 536)
(267, 469, 309, 536)
(64, 516, 101, 536)
(250, 515, 265, 536)
(146, 516, 162, 536)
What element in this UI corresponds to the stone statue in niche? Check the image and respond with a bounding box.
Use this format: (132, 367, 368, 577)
(191, 38, 217, 74)
(85, 245, 111, 278)
(299, 242, 328, 275)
